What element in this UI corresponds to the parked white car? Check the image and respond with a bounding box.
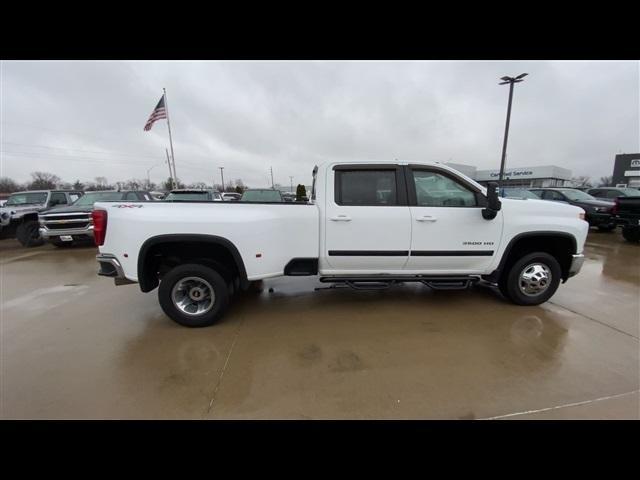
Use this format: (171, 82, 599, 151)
(94, 161, 588, 327)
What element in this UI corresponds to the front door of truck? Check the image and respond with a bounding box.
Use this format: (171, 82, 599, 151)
(324, 165, 411, 271)
(405, 166, 503, 273)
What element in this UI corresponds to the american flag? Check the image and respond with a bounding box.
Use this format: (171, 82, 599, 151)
(143, 95, 167, 131)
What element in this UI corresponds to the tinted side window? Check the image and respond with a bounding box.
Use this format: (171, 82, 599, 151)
(50, 193, 67, 206)
(336, 170, 397, 206)
(606, 190, 620, 199)
(412, 170, 477, 207)
(541, 190, 561, 200)
(124, 192, 138, 200)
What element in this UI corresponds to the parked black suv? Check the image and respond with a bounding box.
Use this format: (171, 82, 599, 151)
(613, 196, 640, 242)
(587, 186, 640, 201)
(529, 188, 616, 231)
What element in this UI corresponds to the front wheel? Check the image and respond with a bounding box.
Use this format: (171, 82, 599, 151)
(597, 224, 616, 232)
(158, 263, 230, 327)
(500, 252, 562, 306)
(16, 220, 44, 247)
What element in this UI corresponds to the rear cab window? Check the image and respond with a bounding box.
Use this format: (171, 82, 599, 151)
(49, 192, 68, 206)
(334, 167, 401, 206)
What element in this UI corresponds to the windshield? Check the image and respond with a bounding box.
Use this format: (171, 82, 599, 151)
(6, 192, 48, 206)
(165, 192, 211, 201)
(501, 188, 539, 199)
(240, 190, 283, 202)
(74, 192, 125, 206)
(560, 189, 597, 201)
(620, 188, 640, 196)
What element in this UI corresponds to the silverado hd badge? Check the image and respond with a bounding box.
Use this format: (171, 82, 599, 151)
(112, 204, 144, 208)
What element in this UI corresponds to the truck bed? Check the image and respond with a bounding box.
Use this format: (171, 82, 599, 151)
(96, 201, 320, 282)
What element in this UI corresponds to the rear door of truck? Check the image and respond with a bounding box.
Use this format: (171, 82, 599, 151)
(323, 164, 411, 271)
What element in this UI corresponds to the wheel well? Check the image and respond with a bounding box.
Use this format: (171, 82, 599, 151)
(19, 213, 39, 224)
(498, 234, 576, 283)
(138, 235, 248, 293)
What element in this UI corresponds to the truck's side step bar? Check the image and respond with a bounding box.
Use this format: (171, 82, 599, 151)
(318, 275, 479, 291)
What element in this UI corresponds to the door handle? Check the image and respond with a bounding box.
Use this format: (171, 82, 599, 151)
(330, 215, 352, 221)
(416, 215, 437, 222)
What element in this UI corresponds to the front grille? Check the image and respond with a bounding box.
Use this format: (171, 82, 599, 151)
(47, 222, 90, 230)
(42, 214, 90, 221)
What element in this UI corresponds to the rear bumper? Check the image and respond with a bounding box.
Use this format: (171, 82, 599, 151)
(96, 254, 136, 286)
(568, 253, 585, 278)
(615, 216, 640, 227)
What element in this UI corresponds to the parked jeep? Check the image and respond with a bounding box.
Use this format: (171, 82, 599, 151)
(0, 190, 83, 247)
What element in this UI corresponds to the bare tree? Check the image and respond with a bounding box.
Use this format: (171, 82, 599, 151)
(0, 177, 21, 193)
(92, 177, 113, 191)
(598, 176, 613, 187)
(29, 171, 61, 190)
(189, 182, 208, 189)
(571, 176, 592, 188)
(122, 179, 146, 190)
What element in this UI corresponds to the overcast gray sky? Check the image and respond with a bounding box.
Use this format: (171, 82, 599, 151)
(1, 60, 638, 188)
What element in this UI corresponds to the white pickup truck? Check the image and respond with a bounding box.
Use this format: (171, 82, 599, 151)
(94, 161, 588, 327)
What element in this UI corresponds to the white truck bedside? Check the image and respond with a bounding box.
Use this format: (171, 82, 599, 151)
(94, 161, 588, 327)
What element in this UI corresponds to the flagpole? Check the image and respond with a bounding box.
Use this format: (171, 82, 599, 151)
(166, 148, 175, 189)
(163, 87, 178, 184)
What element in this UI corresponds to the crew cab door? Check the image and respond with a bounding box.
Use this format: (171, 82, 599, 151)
(323, 165, 411, 271)
(405, 166, 503, 273)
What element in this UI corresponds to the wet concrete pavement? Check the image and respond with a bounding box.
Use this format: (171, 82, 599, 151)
(1, 230, 638, 419)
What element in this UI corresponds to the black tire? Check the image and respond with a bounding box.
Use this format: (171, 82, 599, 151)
(622, 226, 640, 243)
(597, 224, 615, 232)
(16, 220, 44, 247)
(500, 252, 562, 306)
(158, 263, 229, 327)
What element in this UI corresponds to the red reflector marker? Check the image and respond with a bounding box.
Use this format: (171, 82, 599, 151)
(92, 210, 108, 246)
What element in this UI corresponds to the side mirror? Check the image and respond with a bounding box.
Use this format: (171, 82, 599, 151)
(482, 182, 502, 220)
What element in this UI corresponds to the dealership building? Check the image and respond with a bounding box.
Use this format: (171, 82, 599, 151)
(611, 153, 640, 188)
(445, 163, 573, 188)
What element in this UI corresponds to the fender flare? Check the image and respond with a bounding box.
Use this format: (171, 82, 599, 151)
(137, 234, 249, 292)
(484, 231, 578, 283)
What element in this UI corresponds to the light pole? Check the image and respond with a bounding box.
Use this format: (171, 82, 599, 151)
(218, 166, 225, 192)
(498, 73, 528, 188)
(146, 164, 159, 188)
(289, 176, 294, 193)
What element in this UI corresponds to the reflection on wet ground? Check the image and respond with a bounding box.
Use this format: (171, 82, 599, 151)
(1, 230, 638, 419)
